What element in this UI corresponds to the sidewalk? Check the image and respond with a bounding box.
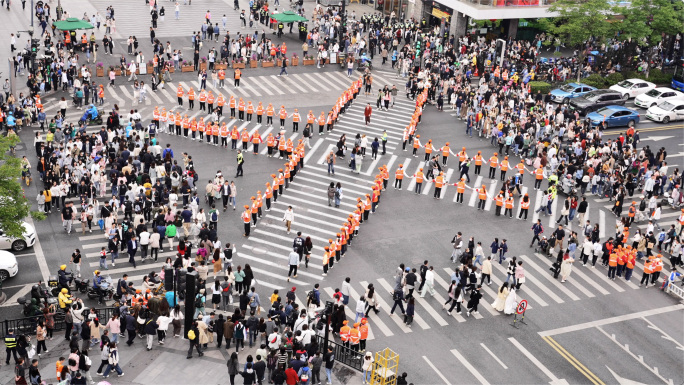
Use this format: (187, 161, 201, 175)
(0, 325, 363, 385)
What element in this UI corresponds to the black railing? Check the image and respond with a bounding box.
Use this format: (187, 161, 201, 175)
(315, 335, 363, 372)
(1, 307, 116, 338)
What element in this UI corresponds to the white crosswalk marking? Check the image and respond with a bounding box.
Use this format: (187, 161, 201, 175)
(487, 263, 551, 307)
(347, 285, 388, 338)
(468, 176, 483, 207)
(484, 180, 498, 211)
(377, 278, 429, 329)
(360, 280, 411, 333)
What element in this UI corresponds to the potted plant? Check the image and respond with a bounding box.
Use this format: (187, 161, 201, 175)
(291, 53, 298, 66)
(215, 59, 227, 70)
(303, 55, 315, 66)
(146, 59, 154, 74)
(262, 57, 274, 68)
(96, 62, 104, 77)
(232, 58, 245, 69)
(199, 57, 208, 71)
(112, 66, 121, 76)
(249, 54, 258, 68)
(181, 60, 194, 72)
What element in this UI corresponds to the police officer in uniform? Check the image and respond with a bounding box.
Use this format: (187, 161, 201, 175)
(278, 21, 284, 38)
(4, 329, 19, 364)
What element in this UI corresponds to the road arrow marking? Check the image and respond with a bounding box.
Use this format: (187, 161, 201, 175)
(640, 135, 674, 142)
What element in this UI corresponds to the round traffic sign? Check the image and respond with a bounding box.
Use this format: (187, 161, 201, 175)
(516, 299, 528, 315)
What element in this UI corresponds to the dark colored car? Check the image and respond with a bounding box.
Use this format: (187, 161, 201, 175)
(568, 89, 625, 115)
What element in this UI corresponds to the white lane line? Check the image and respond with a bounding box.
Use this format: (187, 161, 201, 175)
(348, 285, 392, 337)
(468, 176, 483, 207)
(359, 280, 412, 334)
(451, 349, 491, 385)
(481, 343, 508, 369)
(423, 356, 452, 385)
(509, 337, 563, 383)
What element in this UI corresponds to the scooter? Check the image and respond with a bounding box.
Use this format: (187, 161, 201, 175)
(86, 276, 114, 301)
(17, 282, 58, 316)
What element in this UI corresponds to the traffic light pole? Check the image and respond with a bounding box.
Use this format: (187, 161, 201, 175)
(322, 300, 333, 357)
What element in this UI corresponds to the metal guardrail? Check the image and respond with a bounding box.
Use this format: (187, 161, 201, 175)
(1, 307, 117, 338)
(315, 335, 363, 372)
(665, 282, 684, 301)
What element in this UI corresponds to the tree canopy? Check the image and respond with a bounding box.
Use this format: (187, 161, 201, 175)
(0, 134, 44, 239)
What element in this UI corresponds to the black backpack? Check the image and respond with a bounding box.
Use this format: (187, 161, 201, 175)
(195, 294, 204, 308)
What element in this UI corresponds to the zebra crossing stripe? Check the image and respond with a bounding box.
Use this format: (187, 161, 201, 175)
(406, 162, 423, 194)
(531, 190, 543, 223)
(301, 167, 374, 185)
(315, 144, 335, 165)
(247, 236, 325, 260)
(275, 75, 308, 94)
(240, 245, 322, 278)
(536, 253, 608, 296)
(362, 158, 381, 176)
(239, 252, 308, 285)
(294, 175, 366, 197)
(522, 256, 580, 301)
(274, 194, 350, 216)
(146, 85, 163, 104)
(468, 176, 483, 207)
(430, 273, 469, 322)
(547, 198, 558, 229)
(290, 74, 319, 93)
(441, 169, 455, 199)
(348, 285, 389, 338)
(252, 229, 325, 253)
(303, 138, 325, 165)
(483, 180, 498, 211)
(376, 278, 429, 330)
(599, 210, 606, 239)
(306, 72, 338, 91)
(361, 280, 410, 333)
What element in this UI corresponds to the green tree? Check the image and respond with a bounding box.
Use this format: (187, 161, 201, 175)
(620, 0, 684, 45)
(546, 0, 619, 47)
(0, 134, 44, 239)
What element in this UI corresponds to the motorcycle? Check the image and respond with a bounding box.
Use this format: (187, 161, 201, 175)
(17, 282, 58, 317)
(78, 109, 104, 126)
(87, 276, 114, 301)
(49, 271, 74, 297)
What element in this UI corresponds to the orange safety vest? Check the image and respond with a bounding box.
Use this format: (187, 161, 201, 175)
(608, 254, 618, 267)
(505, 198, 514, 209)
(235, 69, 241, 79)
(536, 168, 544, 180)
(358, 324, 368, 340)
(349, 328, 360, 345)
(495, 195, 504, 206)
(521, 200, 530, 209)
(500, 160, 509, 171)
(395, 169, 404, 180)
(478, 188, 488, 200)
(177, 87, 184, 98)
(474, 155, 483, 166)
(489, 156, 499, 168)
(643, 261, 654, 274)
(241, 131, 250, 142)
(242, 210, 251, 223)
(435, 176, 444, 188)
(279, 109, 287, 119)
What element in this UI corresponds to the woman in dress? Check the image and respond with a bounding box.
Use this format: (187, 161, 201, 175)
(491, 282, 509, 312)
(560, 253, 575, 283)
(504, 287, 518, 315)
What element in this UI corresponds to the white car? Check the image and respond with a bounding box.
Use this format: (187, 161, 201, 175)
(634, 88, 684, 108)
(0, 222, 36, 252)
(0, 250, 19, 281)
(646, 99, 684, 123)
(609, 79, 656, 100)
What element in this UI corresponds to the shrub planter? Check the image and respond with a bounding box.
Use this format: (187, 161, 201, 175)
(303, 59, 315, 66)
(96, 68, 104, 77)
(114, 69, 122, 76)
(276, 59, 283, 67)
(262, 61, 274, 68)
(199, 62, 207, 71)
(147, 65, 154, 73)
(291, 58, 298, 66)
(181, 66, 194, 72)
(215, 63, 227, 70)
(232, 62, 245, 69)
(250, 61, 258, 68)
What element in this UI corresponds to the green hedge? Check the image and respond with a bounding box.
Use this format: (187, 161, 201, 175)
(528, 81, 552, 94)
(581, 74, 607, 89)
(605, 72, 625, 87)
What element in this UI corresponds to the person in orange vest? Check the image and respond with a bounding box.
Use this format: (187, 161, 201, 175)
(627, 201, 637, 226)
(504, 195, 515, 218)
(218, 68, 226, 87)
(182, 114, 190, 137)
(432, 171, 445, 199)
(216, 94, 225, 117)
(651, 254, 664, 286)
(499, 156, 510, 181)
(177, 85, 184, 106)
(322, 246, 330, 276)
(477, 184, 489, 210)
(493, 191, 505, 216)
(358, 318, 369, 352)
(290, 108, 301, 132)
(488, 153, 499, 179)
(394, 164, 404, 189)
(519, 193, 531, 220)
(230, 125, 239, 150)
(266, 103, 274, 127)
(264, 183, 273, 211)
(423, 139, 434, 162)
(246, 101, 254, 122)
(219, 123, 229, 148)
(250, 129, 262, 155)
(241, 205, 251, 237)
(317, 112, 325, 134)
(339, 320, 351, 349)
(238, 98, 245, 121)
(412, 134, 422, 157)
(608, 252, 619, 280)
(279, 106, 287, 129)
(229, 95, 237, 118)
(250, 196, 259, 227)
(453, 177, 470, 204)
(212, 121, 220, 146)
(240, 128, 250, 151)
(234, 68, 241, 88)
(198, 89, 207, 112)
(639, 256, 655, 286)
(255, 102, 264, 124)
(174, 112, 182, 135)
(349, 323, 361, 352)
(187, 88, 195, 109)
(473, 151, 483, 175)
(207, 91, 215, 114)
(534, 166, 545, 190)
(624, 249, 636, 281)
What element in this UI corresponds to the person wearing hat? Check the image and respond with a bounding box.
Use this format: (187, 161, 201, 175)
(349, 322, 361, 352)
(488, 152, 499, 179)
(362, 350, 374, 384)
(242, 205, 251, 237)
(394, 164, 404, 189)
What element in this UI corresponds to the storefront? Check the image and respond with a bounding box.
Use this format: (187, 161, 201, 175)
(378, 0, 411, 20)
(423, 1, 452, 32)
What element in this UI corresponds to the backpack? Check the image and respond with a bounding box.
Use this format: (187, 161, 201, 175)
(639, 200, 646, 211)
(195, 294, 204, 308)
(211, 210, 218, 222)
(283, 337, 293, 350)
(392, 290, 401, 301)
(306, 290, 315, 305)
(187, 329, 196, 340)
(300, 367, 310, 382)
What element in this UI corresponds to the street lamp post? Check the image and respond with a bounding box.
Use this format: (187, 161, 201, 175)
(30, 0, 34, 27)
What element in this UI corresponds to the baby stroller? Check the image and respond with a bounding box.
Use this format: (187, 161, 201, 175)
(535, 236, 550, 256)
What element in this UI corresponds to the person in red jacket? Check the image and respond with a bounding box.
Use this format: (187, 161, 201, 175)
(285, 364, 299, 385)
(364, 103, 372, 126)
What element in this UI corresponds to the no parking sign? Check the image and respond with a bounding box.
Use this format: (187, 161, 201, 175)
(511, 299, 528, 329)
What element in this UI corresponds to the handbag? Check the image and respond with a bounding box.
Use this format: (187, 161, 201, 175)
(98, 218, 105, 230)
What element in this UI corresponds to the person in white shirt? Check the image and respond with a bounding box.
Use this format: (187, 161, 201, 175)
(139, 228, 150, 260)
(420, 266, 435, 297)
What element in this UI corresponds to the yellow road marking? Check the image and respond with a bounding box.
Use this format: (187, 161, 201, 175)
(543, 336, 606, 385)
(603, 124, 684, 135)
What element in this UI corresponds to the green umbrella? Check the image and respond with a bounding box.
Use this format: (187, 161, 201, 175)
(53, 18, 94, 31)
(271, 11, 308, 23)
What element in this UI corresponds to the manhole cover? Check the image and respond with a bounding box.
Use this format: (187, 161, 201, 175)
(252, 247, 268, 255)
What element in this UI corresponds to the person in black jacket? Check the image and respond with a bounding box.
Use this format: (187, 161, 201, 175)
(144, 315, 159, 351)
(214, 314, 226, 348)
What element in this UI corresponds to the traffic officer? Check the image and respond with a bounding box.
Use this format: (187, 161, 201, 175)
(236, 150, 244, 177)
(4, 329, 18, 365)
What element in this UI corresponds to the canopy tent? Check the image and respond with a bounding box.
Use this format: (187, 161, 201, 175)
(271, 11, 308, 23)
(53, 18, 94, 31)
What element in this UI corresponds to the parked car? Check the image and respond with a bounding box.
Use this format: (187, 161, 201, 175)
(634, 87, 684, 108)
(0, 222, 36, 251)
(569, 89, 625, 115)
(549, 83, 597, 103)
(587, 106, 640, 128)
(0, 250, 19, 281)
(645, 99, 684, 123)
(609, 78, 656, 100)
